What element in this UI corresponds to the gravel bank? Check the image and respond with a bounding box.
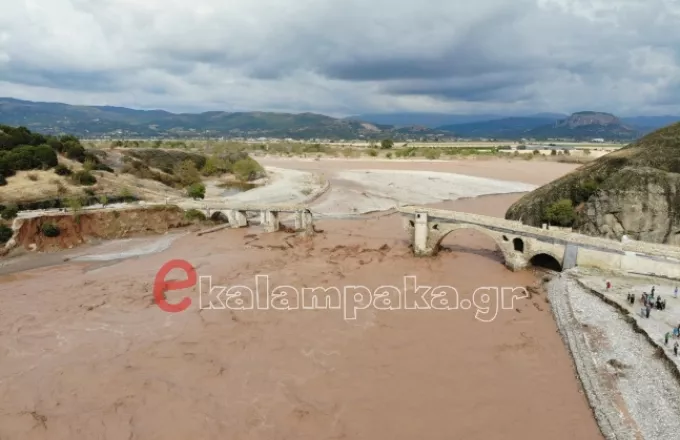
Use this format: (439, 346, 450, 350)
(548, 272, 680, 440)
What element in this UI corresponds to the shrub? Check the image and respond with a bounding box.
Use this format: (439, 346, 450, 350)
(55, 181, 67, 195)
(201, 156, 227, 176)
(543, 199, 575, 227)
(367, 149, 378, 157)
(71, 170, 97, 186)
(173, 159, 202, 186)
(41, 223, 61, 237)
(184, 209, 207, 221)
(27, 173, 39, 181)
(517, 145, 527, 150)
(65, 196, 83, 212)
(92, 163, 114, 172)
(0, 144, 58, 173)
(54, 164, 72, 176)
(423, 148, 441, 160)
(232, 157, 264, 182)
(380, 139, 394, 149)
(119, 187, 135, 201)
(1, 204, 18, 220)
(386, 152, 393, 159)
(0, 224, 12, 244)
(572, 179, 599, 204)
(186, 182, 206, 199)
(83, 159, 96, 172)
(550, 149, 557, 156)
(533, 149, 540, 155)
(63, 142, 86, 161)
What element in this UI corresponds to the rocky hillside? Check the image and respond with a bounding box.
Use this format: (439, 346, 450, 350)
(523, 111, 640, 141)
(505, 121, 680, 245)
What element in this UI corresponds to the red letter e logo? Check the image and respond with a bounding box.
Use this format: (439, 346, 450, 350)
(153, 259, 196, 312)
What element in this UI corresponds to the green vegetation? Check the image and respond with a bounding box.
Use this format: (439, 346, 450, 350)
(40, 223, 60, 237)
(423, 148, 441, 160)
(119, 187, 135, 202)
(0, 204, 18, 220)
(542, 199, 576, 227)
(380, 139, 394, 149)
(186, 182, 206, 199)
(0, 125, 110, 184)
(184, 209, 207, 221)
(173, 159, 202, 186)
(70, 170, 97, 186)
(65, 196, 83, 213)
(126, 149, 206, 174)
(232, 157, 265, 182)
(0, 224, 12, 244)
(53, 164, 72, 176)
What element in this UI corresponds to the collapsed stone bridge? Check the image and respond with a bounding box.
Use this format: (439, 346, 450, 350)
(400, 206, 680, 278)
(191, 203, 315, 234)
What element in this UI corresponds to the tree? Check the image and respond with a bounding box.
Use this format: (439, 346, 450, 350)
(544, 199, 575, 227)
(380, 139, 394, 149)
(173, 159, 202, 186)
(186, 182, 206, 199)
(232, 157, 264, 182)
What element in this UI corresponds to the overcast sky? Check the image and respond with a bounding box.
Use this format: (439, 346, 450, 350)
(1, 0, 680, 116)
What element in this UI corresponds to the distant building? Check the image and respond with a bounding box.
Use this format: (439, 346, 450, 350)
(591, 138, 605, 143)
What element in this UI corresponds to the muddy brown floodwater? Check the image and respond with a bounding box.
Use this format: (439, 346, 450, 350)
(0, 189, 602, 438)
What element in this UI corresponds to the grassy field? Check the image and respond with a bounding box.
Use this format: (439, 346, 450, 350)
(83, 139, 623, 165)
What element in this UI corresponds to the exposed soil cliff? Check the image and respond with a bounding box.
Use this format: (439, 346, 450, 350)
(506, 122, 680, 245)
(5, 206, 191, 252)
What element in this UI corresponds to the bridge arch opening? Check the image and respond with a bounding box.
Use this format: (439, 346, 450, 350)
(512, 238, 524, 253)
(436, 227, 508, 265)
(210, 211, 229, 223)
(529, 253, 562, 272)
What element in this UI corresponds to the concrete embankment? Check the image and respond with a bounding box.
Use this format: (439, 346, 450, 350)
(548, 271, 680, 440)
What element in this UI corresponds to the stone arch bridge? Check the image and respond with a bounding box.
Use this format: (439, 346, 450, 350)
(400, 206, 680, 278)
(186, 202, 315, 234)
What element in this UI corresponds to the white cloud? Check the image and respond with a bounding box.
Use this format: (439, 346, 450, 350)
(0, 0, 679, 115)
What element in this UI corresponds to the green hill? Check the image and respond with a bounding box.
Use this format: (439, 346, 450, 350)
(505, 121, 680, 244)
(0, 98, 450, 140)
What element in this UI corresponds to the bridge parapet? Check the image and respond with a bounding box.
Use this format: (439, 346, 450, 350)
(399, 205, 680, 262)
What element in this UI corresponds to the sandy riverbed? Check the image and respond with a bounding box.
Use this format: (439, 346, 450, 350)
(0, 159, 605, 439)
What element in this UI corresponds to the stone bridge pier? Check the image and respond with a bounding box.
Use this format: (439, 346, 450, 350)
(405, 211, 572, 272)
(206, 206, 314, 235)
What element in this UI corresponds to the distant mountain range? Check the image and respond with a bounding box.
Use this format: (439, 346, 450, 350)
(1, 97, 678, 141)
(0, 98, 451, 141)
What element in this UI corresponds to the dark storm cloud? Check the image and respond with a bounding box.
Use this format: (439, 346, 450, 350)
(1, 0, 680, 114)
(0, 64, 120, 93)
(382, 73, 534, 102)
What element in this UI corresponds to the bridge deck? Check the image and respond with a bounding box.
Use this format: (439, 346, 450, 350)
(399, 205, 680, 261)
(179, 203, 310, 213)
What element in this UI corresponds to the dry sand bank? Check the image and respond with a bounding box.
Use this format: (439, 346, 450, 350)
(0, 192, 602, 440)
(257, 157, 580, 186)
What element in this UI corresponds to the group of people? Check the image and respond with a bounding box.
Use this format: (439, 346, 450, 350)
(609, 280, 680, 356)
(664, 327, 680, 356)
(634, 286, 668, 318)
